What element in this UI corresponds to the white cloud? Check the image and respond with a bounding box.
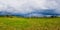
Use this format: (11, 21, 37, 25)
(0, 0, 60, 16)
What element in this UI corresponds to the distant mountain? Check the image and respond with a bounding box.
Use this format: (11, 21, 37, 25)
(0, 9, 60, 17)
(23, 9, 60, 17)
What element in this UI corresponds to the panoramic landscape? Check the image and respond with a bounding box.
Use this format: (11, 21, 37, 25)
(0, 0, 60, 30)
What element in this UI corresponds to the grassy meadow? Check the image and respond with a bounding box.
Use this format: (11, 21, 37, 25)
(0, 17, 60, 30)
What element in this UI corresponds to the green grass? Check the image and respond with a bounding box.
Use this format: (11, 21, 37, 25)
(0, 17, 60, 30)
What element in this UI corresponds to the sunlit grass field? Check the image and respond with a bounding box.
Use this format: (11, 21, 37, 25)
(0, 17, 60, 30)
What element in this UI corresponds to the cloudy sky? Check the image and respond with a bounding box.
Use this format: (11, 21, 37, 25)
(0, 0, 60, 17)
